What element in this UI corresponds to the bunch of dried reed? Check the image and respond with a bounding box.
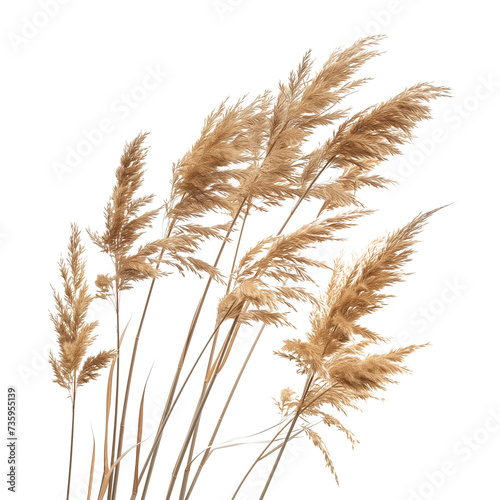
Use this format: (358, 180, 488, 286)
(48, 36, 449, 500)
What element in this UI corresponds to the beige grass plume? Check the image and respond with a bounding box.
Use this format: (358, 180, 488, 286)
(301, 84, 450, 214)
(88, 132, 161, 296)
(238, 36, 382, 210)
(217, 210, 369, 329)
(49, 223, 115, 500)
(49, 223, 115, 395)
(271, 208, 442, 487)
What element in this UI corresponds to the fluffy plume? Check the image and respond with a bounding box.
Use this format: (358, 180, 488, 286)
(49, 224, 115, 397)
(239, 36, 381, 209)
(275, 209, 441, 483)
(159, 96, 272, 280)
(304, 427, 339, 484)
(88, 132, 161, 295)
(301, 83, 450, 214)
(308, 208, 441, 356)
(167, 94, 272, 220)
(217, 211, 368, 327)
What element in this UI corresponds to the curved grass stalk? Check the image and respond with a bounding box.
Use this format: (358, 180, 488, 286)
(133, 306, 235, 496)
(86, 431, 96, 500)
(183, 164, 332, 497)
(107, 283, 120, 500)
(259, 375, 315, 498)
(164, 319, 240, 500)
(186, 322, 265, 497)
(138, 200, 247, 499)
(66, 381, 76, 500)
(189, 415, 294, 461)
(231, 421, 292, 500)
(231, 418, 321, 499)
(179, 201, 253, 499)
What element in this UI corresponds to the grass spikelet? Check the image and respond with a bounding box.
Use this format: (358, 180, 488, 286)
(304, 427, 339, 485)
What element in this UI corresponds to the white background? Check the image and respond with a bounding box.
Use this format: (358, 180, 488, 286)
(1, 1, 499, 499)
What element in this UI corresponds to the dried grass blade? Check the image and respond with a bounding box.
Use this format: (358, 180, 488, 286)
(133, 368, 152, 496)
(87, 432, 96, 500)
(97, 440, 146, 500)
(103, 322, 129, 475)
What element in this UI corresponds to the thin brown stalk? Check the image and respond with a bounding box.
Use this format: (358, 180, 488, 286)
(66, 381, 76, 500)
(110, 242, 167, 500)
(107, 284, 120, 500)
(226, 200, 251, 294)
(104, 356, 114, 475)
(180, 203, 253, 499)
(87, 432, 96, 500)
(165, 318, 240, 500)
(100, 324, 128, 500)
(178, 411, 200, 500)
(98, 441, 146, 500)
(135, 307, 233, 494)
(139, 200, 246, 499)
(132, 371, 151, 499)
(186, 322, 265, 498)
(184, 166, 332, 497)
(259, 374, 315, 499)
